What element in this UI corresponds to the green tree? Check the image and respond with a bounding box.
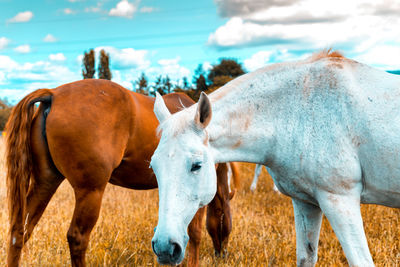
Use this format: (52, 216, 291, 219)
(195, 74, 208, 92)
(134, 72, 149, 95)
(98, 49, 112, 80)
(207, 58, 245, 91)
(0, 98, 12, 131)
(182, 77, 190, 90)
(152, 75, 173, 96)
(153, 75, 164, 96)
(82, 49, 95, 79)
(173, 77, 191, 92)
(192, 64, 208, 91)
(163, 76, 172, 94)
(187, 64, 209, 101)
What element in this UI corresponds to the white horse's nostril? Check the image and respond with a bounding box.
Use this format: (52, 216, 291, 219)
(151, 240, 158, 255)
(170, 241, 182, 262)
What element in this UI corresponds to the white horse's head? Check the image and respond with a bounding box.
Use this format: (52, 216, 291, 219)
(150, 92, 217, 265)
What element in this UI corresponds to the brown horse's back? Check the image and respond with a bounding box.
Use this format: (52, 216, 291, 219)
(45, 80, 195, 190)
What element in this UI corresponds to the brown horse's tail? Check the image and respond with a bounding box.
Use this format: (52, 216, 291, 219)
(5, 89, 53, 238)
(228, 162, 240, 200)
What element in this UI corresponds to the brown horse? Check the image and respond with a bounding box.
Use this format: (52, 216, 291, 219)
(206, 163, 238, 257)
(5, 79, 239, 267)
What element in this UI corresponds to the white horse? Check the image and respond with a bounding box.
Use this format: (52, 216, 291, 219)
(251, 164, 279, 192)
(150, 51, 400, 266)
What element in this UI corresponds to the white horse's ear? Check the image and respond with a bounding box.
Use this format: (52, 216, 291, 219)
(194, 92, 212, 128)
(154, 92, 171, 123)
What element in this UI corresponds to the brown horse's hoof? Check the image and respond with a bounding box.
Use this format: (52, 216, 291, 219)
(214, 249, 227, 258)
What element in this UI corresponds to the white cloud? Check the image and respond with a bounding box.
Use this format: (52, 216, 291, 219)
(0, 37, 10, 50)
(63, 8, 76, 15)
(243, 49, 304, 71)
(147, 56, 191, 81)
(0, 55, 81, 103)
(76, 54, 84, 65)
(43, 34, 57, 43)
(140, 6, 155, 13)
(0, 71, 5, 85)
(85, 6, 101, 13)
(0, 89, 35, 103)
(354, 45, 400, 70)
(214, 0, 296, 18)
(2, 58, 80, 86)
(202, 62, 212, 72)
(208, 15, 400, 52)
(158, 57, 180, 66)
(109, 0, 137, 18)
(7, 11, 34, 23)
(209, 0, 400, 71)
(215, 0, 400, 20)
(244, 51, 274, 71)
(85, 2, 103, 13)
(49, 53, 66, 62)
(95, 46, 150, 69)
(0, 55, 18, 70)
(14, 45, 31, 54)
(112, 70, 133, 90)
(0, 55, 82, 102)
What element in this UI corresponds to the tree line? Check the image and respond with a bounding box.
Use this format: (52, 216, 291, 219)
(0, 49, 246, 131)
(82, 49, 246, 101)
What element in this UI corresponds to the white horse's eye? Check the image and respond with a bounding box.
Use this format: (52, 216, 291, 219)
(190, 162, 202, 172)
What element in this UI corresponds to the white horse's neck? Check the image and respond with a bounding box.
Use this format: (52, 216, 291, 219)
(206, 64, 287, 165)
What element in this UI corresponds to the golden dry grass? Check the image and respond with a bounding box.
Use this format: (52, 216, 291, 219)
(1, 137, 400, 266)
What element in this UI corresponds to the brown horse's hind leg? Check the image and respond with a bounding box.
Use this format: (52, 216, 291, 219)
(7, 174, 64, 267)
(185, 207, 206, 267)
(24, 176, 65, 241)
(7, 108, 65, 267)
(67, 186, 106, 267)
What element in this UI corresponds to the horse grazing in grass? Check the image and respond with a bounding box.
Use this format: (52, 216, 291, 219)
(150, 50, 400, 266)
(5, 79, 239, 267)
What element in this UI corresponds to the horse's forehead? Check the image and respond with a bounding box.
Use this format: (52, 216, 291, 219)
(162, 121, 202, 145)
(158, 133, 204, 161)
(160, 117, 190, 138)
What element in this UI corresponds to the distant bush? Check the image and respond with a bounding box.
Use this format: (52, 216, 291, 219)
(0, 99, 12, 131)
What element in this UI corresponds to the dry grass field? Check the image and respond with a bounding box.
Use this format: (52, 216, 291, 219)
(1, 137, 400, 266)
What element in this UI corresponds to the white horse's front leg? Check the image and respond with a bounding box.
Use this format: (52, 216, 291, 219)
(292, 198, 323, 267)
(318, 192, 374, 266)
(250, 164, 262, 191)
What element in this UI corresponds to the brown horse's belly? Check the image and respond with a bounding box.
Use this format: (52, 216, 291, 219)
(109, 159, 158, 190)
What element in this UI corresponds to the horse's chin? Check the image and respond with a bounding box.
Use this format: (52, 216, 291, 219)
(156, 254, 184, 266)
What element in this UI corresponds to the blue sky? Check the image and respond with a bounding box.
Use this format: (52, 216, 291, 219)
(1, 0, 399, 103)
